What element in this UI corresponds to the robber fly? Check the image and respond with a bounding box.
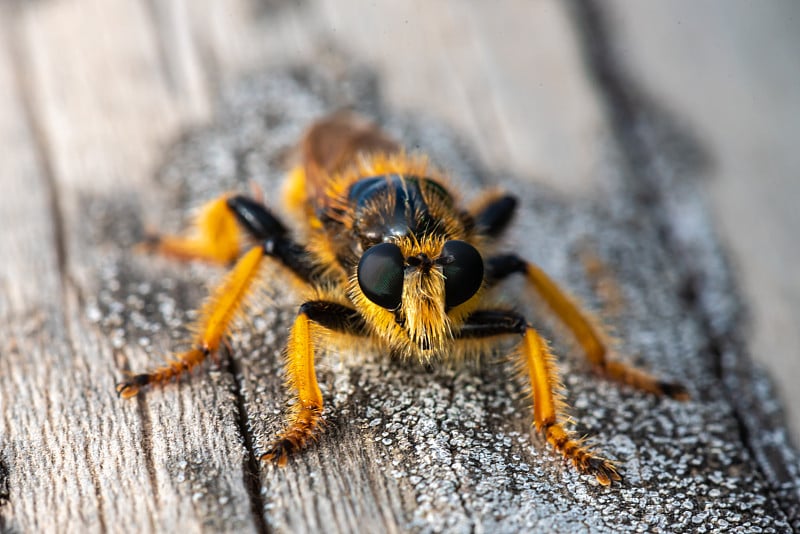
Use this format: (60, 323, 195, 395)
(116, 113, 688, 486)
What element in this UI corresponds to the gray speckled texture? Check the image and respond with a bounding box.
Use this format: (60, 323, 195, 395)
(83, 60, 800, 532)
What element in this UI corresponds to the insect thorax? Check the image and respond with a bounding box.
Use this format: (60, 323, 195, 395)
(327, 174, 463, 265)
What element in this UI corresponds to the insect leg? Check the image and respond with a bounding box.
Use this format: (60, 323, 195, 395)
(262, 301, 368, 465)
(141, 195, 244, 264)
(116, 245, 267, 398)
(143, 193, 318, 282)
(225, 195, 287, 240)
(485, 254, 688, 399)
(457, 310, 621, 486)
(470, 192, 518, 237)
(226, 194, 321, 281)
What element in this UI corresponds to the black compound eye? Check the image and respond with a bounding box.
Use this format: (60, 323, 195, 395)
(440, 240, 484, 308)
(358, 243, 405, 309)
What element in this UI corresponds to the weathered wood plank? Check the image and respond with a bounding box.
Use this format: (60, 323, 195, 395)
(1, 0, 258, 531)
(0, 8, 120, 532)
(0, 0, 798, 532)
(98, 62, 792, 532)
(183, 0, 609, 195)
(605, 0, 800, 446)
(567, 1, 800, 526)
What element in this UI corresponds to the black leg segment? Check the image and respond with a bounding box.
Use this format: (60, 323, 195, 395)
(227, 195, 288, 240)
(485, 253, 527, 285)
(474, 194, 518, 237)
(299, 301, 369, 335)
(456, 310, 527, 338)
(226, 195, 319, 282)
(264, 238, 317, 283)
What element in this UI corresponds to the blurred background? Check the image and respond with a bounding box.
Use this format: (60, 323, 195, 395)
(607, 1, 800, 445)
(2, 0, 798, 443)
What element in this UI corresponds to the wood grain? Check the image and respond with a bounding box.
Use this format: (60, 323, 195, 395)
(1, 1, 798, 532)
(605, 0, 800, 445)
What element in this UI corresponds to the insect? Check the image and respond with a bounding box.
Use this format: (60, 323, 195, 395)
(116, 112, 688, 486)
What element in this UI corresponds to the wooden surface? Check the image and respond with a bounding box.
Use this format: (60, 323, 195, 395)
(1, 1, 799, 532)
(605, 0, 800, 446)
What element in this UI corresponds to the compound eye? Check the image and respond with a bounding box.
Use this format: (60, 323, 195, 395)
(440, 240, 484, 308)
(357, 243, 405, 309)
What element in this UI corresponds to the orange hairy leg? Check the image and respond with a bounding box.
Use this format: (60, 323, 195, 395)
(116, 245, 265, 398)
(122, 189, 316, 397)
(524, 262, 688, 399)
(522, 327, 621, 486)
(141, 195, 243, 265)
(485, 254, 688, 400)
(261, 301, 368, 465)
(260, 312, 322, 466)
(456, 310, 620, 485)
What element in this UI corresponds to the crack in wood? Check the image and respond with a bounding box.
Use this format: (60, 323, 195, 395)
(225, 349, 272, 534)
(135, 391, 162, 510)
(0, 458, 9, 507)
(4, 9, 68, 288)
(80, 441, 108, 533)
(568, 0, 799, 527)
(5, 18, 120, 530)
(142, 0, 179, 96)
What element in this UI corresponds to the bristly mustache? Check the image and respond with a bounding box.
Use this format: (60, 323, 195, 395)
(402, 268, 452, 355)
